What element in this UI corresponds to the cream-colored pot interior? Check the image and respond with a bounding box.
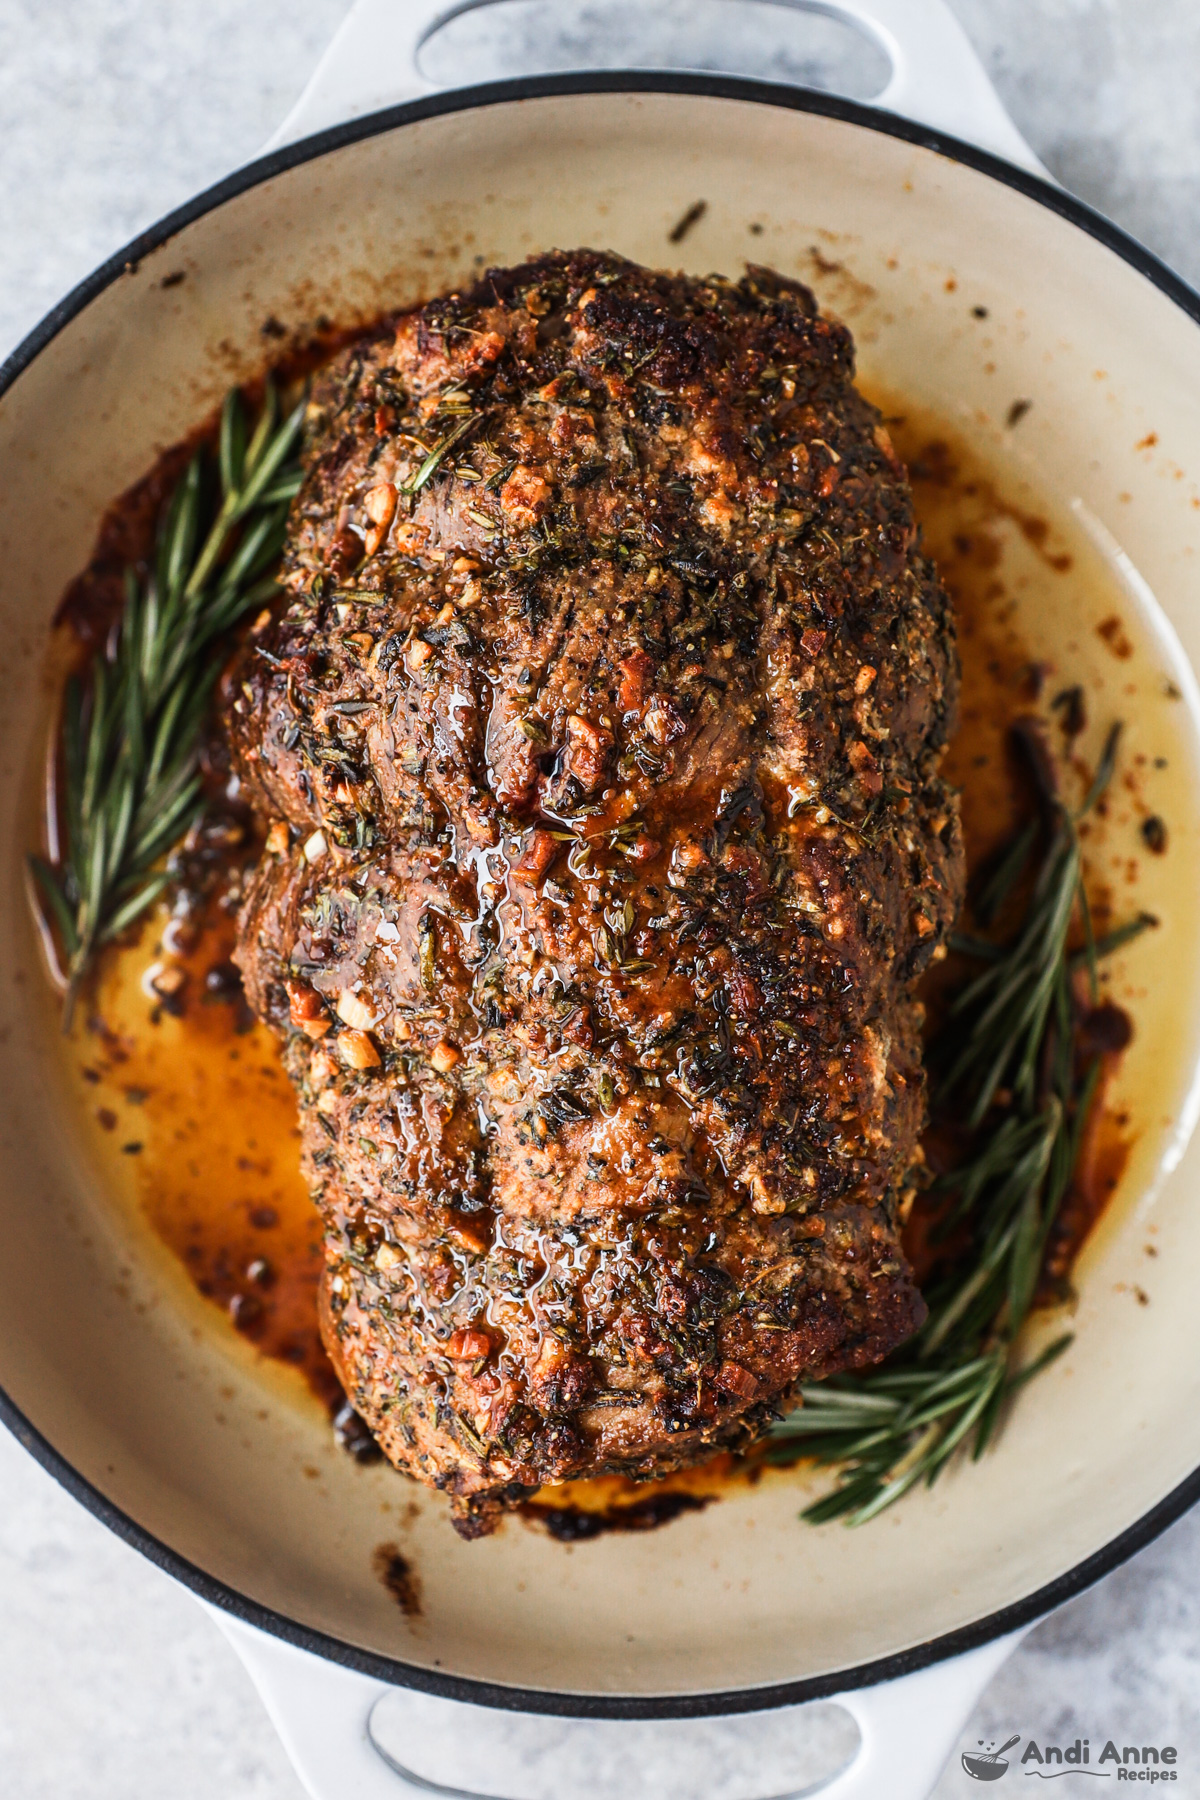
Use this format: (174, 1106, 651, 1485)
(4, 86, 1200, 1702)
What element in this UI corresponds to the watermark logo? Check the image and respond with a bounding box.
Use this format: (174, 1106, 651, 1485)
(960, 1735, 1182, 1782)
(963, 1736, 1020, 1781)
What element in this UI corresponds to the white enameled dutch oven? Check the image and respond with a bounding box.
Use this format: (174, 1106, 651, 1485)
(6, 3, 1200, 1795)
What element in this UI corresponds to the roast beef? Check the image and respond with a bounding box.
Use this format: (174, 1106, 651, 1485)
(229, 251, 962, 1534)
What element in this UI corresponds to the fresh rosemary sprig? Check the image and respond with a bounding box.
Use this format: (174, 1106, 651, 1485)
(31, 381, 304, 1024)
(764, 723, 1155, 1525)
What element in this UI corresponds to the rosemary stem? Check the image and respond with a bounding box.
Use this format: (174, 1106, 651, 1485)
(31, 381, 305, 1027)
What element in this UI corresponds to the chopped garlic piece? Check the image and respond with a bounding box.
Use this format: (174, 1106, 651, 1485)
(337, 989, 376, 1030)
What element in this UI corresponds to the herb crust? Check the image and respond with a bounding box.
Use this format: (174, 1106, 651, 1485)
(230, 251, 963, 1534)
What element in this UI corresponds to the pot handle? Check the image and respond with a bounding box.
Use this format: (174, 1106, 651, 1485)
(210, 1605, 1029, 1800)
(265, 0, 1044, 174)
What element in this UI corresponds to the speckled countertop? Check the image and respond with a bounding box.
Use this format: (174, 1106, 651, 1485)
(3, 4, 1200, 1796)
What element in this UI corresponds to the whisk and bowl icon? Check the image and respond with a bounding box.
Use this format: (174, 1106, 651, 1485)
(962, 1735, 1021, 1780)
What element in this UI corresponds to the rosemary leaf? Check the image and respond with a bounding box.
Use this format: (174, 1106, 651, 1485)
(972, 816, 1037, 927)
(29, 857, 80, 956)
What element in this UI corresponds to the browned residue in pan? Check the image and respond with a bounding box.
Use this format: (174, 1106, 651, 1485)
(521, 1489, 715, 1541)
(373, 1543, 424, 1617)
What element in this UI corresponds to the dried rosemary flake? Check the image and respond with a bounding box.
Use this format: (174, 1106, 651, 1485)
(403, 415, 477, 497)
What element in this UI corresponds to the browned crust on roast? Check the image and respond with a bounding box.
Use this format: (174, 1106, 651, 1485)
(230, 251, 962, 1533)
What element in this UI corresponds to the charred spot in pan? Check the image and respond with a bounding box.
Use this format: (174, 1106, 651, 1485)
(1077, 1002, 1134, 1058)
(372, 1543, 423, 1616)
(1097, 614, 1134, 659)
(522, 1490, 715, 1541)
(1051, 685, 1087, 739)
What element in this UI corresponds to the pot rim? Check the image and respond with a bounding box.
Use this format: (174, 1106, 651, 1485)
(5, 69, 1200, 1718)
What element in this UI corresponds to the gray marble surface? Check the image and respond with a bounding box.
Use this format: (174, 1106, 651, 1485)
(3, 3, 1200, 1795)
